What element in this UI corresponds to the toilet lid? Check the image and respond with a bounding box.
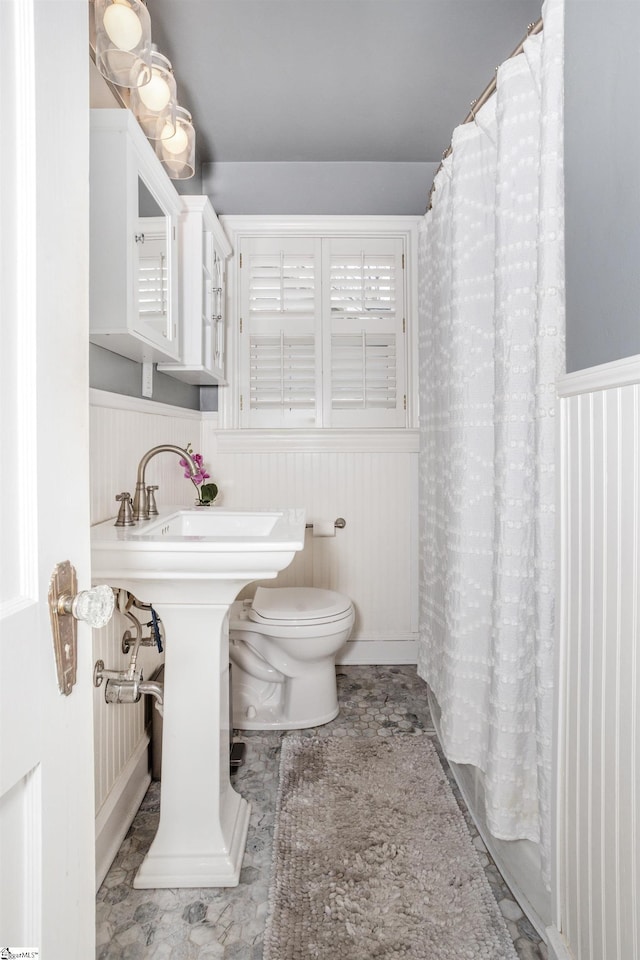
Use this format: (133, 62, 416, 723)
(249, 586, 352, 626)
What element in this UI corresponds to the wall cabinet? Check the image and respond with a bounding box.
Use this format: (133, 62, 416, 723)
(158, 196, 232, 384)
(90, 109, 182, 363)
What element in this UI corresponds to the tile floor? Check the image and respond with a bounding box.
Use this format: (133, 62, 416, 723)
(96, 666, 548, 960)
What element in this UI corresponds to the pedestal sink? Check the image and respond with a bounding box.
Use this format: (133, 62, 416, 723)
(91, 506, 306, 888)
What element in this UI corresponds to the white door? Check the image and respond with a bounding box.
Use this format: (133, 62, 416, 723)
(0, 0, 96, 955)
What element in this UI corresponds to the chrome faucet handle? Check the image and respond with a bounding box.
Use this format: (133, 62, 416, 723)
(114, 492, 135, 527)
(146, 485, 159, 516)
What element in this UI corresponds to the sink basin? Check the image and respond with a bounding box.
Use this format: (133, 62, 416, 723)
(131, 509, 281, 539)
(91, 506, 306, 581)
(90, 504, 306, 889)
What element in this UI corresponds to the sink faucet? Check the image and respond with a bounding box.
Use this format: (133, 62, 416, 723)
(132, 445, 199, 521)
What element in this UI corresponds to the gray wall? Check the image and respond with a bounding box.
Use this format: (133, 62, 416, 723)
(203, 161, 438, 216)
(90, 344, 202, 410)
(564, 1, 640, 372)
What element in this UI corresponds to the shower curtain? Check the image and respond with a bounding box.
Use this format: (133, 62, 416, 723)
(417, 0, 564, 880)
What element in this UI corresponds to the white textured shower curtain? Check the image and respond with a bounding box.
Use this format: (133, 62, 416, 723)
(417, 0, 564, 878)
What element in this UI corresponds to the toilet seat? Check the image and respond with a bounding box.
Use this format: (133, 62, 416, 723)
(248, 586, 352, 627)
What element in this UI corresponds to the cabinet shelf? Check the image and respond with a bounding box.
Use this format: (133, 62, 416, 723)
(157, 363, 227, 386)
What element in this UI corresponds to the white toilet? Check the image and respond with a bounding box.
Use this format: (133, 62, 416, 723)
(228, 586, 355, 730)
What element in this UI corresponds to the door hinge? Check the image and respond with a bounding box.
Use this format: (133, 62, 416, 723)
(403, 317, 406, 334)
(402, 253, 405, 269)
(240, 394, 244, 411)
(239, 252, 243, 268)
(240, 317, 243, 333)
(403, 395, 407, 410)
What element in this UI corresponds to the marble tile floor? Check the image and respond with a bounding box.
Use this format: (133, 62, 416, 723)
(96, 665, 547, 960)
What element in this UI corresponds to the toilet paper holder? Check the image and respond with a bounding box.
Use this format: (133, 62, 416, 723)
(305, 518, 346, 530)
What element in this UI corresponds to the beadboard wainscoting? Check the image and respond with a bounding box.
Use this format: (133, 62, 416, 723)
(90, 390, 202, 888)
(556, 357, 640, 960)
(201, 424, 420, 664)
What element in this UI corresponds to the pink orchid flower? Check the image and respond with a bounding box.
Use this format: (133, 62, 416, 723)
(179, 457, 196, 480)
(180, 449, 214, 498)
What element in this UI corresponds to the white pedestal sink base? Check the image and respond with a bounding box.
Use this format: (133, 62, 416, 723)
(133, 787, 250, 889)
(128, 598, 250, 889)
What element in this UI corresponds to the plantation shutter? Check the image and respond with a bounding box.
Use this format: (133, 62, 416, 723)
(239, 237, 322, 427)
(136, 217, 169, 334)
(322, 238, 406, 427)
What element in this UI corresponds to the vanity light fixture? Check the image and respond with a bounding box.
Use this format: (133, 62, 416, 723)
(94, 0, 152, 89)
(155, 106, 196, 179)
(130, 46, 177, 140)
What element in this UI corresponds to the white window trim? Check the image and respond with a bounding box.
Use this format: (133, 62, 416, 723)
(219, 215, 421, 431)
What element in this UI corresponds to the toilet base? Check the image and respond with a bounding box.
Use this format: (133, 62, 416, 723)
(232, 703, 339, 731)
(230, 657, 341, 731)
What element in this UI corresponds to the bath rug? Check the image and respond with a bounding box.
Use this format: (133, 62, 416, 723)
(264, 735, 518, 960)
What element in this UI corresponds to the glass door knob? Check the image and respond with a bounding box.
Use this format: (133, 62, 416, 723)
(58, 584, 115, 628)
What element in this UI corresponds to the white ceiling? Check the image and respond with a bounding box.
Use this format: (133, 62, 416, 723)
(148, 0, 544, 166)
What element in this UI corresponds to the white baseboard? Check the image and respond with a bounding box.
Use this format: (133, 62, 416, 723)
(545, 925, 574, 960)
(95, 733, 151, 891)
(336, 638, 417, 665)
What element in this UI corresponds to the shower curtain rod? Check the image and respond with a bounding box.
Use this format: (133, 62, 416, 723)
(426, 17, 544, 211)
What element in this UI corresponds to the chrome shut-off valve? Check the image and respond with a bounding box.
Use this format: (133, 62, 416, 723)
(93, 661, 164, 712)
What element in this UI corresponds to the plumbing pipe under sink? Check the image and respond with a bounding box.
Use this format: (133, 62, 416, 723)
(138, 678, 164, 715)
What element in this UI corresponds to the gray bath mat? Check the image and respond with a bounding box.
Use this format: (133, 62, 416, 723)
(264, 735, 518, 959)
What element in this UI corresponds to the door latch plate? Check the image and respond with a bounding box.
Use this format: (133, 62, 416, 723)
(48, 560, 78, 696)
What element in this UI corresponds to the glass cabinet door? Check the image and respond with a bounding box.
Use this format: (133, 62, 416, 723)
(89, 110, 182, 364)
(134, 176, 176, 350)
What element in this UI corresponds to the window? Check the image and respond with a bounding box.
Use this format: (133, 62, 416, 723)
(238, 235, 406, 428)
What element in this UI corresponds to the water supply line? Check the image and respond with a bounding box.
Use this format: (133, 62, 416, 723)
(94, 588, 165, 714)
(119, 588, 143, 681)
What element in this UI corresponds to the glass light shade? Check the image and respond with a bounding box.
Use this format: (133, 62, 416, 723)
(155, 106, 196, 179)
(130, 49, 177, 140)
(94, 0, 152, 89)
